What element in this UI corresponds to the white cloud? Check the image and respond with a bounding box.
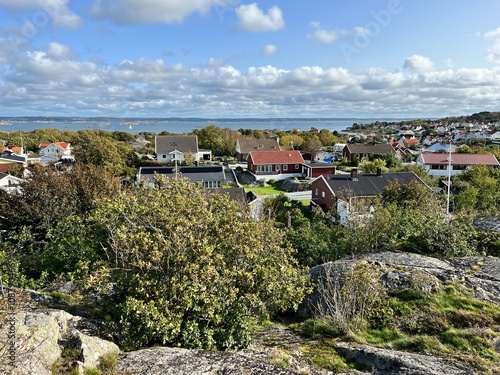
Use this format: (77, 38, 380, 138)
(0, 0, 83, 28)
(45, 42, 73, 60)
(261, 44, 277, 56)
(484, 28, 500, 40)
(307, 22, 341, 44)
(484, 28, 500, 64)
(3, 49, 500, 117)
(235, 3, 285, 32)
(354, 26, 369, 37)
(403, 55, 435, 72)
(90, 0, 222, 25)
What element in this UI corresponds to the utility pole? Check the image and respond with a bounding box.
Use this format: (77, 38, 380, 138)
(446, 139, 452, 218)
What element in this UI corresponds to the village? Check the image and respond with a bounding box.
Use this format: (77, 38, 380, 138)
(1, 116, 499, 224)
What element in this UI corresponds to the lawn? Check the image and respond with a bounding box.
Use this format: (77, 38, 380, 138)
(243, 183, 284, 196)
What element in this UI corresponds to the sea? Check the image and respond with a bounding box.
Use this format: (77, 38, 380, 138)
(0, 117, 411, 134)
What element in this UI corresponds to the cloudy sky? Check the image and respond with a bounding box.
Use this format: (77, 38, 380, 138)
(1, 0, 500, 119)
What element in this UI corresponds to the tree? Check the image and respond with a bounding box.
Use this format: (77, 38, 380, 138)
(318, 129, 338, 146)
(193, 125, 233, 156)
(302, 136, 323, 160)
(279, 134, 304, 149)
(86, 177, 311, 350)
(72, 131, 135, 176)
(0, 164, 120, 280)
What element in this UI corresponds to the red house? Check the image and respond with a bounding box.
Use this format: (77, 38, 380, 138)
(247, 150, 305, 181)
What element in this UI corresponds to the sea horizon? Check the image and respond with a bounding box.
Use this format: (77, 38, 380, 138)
(0, 116, 419, 134)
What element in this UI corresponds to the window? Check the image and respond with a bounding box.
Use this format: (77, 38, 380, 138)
(295, 164, 300, 170)
(315, 188, 319, 196)
(453, 165, 466, 170)
(321, 191, 325, 198)
(203, 180, 222, 188)
(430, 164, 446, 170)
(162, 155, 166, 158)
(283, 164, 288, 171)
(276, 165, 280, 171)
(257, 165, 272, 172)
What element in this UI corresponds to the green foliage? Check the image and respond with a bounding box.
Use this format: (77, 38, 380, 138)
(192, 125, 238, 156)
(453, 165, 500, 215)
(300, 278, 500, 373)
(359, 158, 385, 173)
(0, 164, 120, 281)
(86, 177, 311, 350)
(302, 342, 352, 372)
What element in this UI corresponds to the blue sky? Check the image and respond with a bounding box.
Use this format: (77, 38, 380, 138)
(0, 0, 500, 118)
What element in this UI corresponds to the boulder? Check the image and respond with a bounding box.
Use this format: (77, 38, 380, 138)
(0, 309, 118, 375)
(336, 343, 475, 375)
(117, 347, 297, 375)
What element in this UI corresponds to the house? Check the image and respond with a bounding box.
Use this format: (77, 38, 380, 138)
(417, 153, 500, 178)
(342, 143, 395, 162)
(137, 165, 227, 188)
(401, 138, 419, 149)
(39, 142, 72, 158)
(0, 173, 23, 194)
(1, 146, 25, 155)
(235, 139, 280, 162)
(155, 135, 211, 163)
(424, 143, 457, 153)
(311, 168, 426, 223)
(247, 150, 305, 181)
(207, 187, 263, 220)
(301, 161, 336, 179)
(0, 150, 26, 173)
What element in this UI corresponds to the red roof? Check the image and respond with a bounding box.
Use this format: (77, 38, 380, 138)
(405, 138, 419, 144)
(249, 150, 305, 165)
(420, 153, 500, 166)
(39, 142, 70, 151)
(1, 146, 23, 154)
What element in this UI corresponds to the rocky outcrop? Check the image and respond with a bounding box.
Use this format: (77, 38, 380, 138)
(117, 347, 297, 375)
(0, 309, 119, 375)
(336, 343, 475, 375)
(301, 252, 500, 318)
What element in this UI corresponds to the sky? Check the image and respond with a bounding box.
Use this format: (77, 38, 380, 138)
(1, 0, 500, 119)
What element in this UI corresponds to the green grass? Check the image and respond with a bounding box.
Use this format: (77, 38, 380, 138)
(243, 183, 284, 196)
(293, 285, 500, 373)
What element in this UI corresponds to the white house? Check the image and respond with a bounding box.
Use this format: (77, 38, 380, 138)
(0, 173, 23, 194)
(417, 153, 500, 178)
(39, 142, 72, 158)
(155, 135, 211, 163)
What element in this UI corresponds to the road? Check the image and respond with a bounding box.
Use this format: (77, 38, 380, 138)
(262, 191, 312, 202)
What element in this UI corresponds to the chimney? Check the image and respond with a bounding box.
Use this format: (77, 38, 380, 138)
(350, 168, 358, 181)
(376, 167, 382, 176)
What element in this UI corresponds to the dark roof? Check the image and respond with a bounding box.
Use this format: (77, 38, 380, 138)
(138, 166, 225, 184)
(207, 187, 248, 208)
(344, 143, 395, 155)
(0, 153, 26, 163)
(155, 135, 199, 154)
(319, 172, 424, 197)
(304, 161, 336, 169)
(237, 139, 280, 153)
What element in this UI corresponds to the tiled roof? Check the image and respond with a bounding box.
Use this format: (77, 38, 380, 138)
(248, 150, 304, 165)
(420, 153, 500, 166)
(155, 135, 199, 154)
(39, 142, 70, 151)
(321, 172, 426, 197)
(1, 146, 23, 154)
(237, 139, 280, 153)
